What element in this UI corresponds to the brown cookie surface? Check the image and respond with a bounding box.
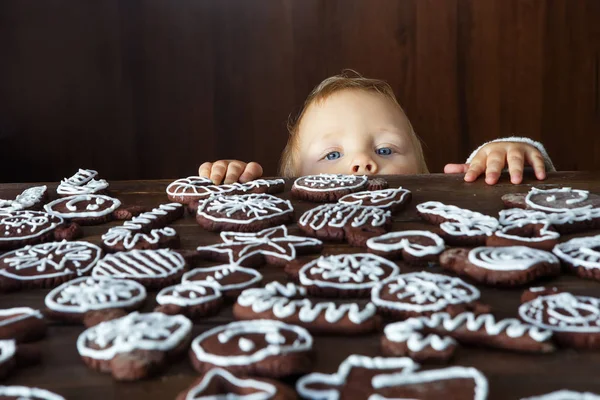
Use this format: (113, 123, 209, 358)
(552, 234, 600, 281)
(0, 308, 46, 343)
(0, 211, 66, 251)
(43, 194, 121, 225)
(339, 187, 411, 212)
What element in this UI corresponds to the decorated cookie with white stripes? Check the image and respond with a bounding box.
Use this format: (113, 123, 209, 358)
(92, 249, 187, 289)
(553, 234, 600, 281)
(291, 174, 369, 202)
(521, 390, 600, 400)
(57, 168, 108, 197)
(189, 319, 314, 377)
(297, 253, 400, 298)
(0, 386, 66, 400)
(0, 210, 80, 251)
(339, 187, 412, 212)
(182, 264, 263, 299)
(101, 203, 183, 252)
(154, 281, 224, 319)
(440, 246, 561, 287)
(0, 308, 46, 343)
(489, 208, 560, 250)
(519, 292, 600, 349)
(167, 176, 285, 204)
(298, 203, 392, 247)
(366, 230, 445, 264)
(44, 277, 146, 323)
(44, 194, 121, 225)
(196, 194, 294, 233)
(0, 186, 48, 213)
(234, 281, 379, 334)
(371, 271, 482, 319)
(175, 368, 297, 400)
(77, 311, 192, 381)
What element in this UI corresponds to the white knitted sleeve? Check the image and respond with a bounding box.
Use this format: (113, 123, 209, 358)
(465, 136, 556, 172)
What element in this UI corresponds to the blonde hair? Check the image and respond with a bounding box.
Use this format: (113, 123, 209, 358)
(279, 70, 429, 177)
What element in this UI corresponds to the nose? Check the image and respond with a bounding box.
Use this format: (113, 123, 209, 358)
(351, 156, 378, 175)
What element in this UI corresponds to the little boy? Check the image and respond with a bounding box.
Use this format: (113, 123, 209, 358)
(199, 71, 554, 185)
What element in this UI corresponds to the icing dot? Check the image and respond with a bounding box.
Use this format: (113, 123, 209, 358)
(238, 337, 255, 352)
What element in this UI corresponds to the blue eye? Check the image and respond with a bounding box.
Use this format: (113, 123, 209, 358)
(325, 151, 341, 160)
(376, 147, 393, 156)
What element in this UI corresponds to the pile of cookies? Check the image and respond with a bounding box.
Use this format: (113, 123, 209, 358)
(0, 171, 598, 399)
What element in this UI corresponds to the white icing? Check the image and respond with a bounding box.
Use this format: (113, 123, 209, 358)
(299, 254, 400, 290)
(339, 187, 410, 209)
(525, 187, 592, 212)
(197, 194, 293, 225)
(92, 249, 186, 280)
(468, 246, 559, 271)
(0, 210, 63, 242)
(0, 385, 66, 400)
(77, 311, 192, 360)
(366, 230, 445, 257)
(182, 264, 263, 293)
(196, 225, 322, 265)
(416, 201, 499, 237)
(372, 272, 480, 312)
(553, 235, 600, 269)
(44, 194, 120, 219)
(298, 203, 391, 230)
(0, 339, 16, 365)
(497, 208, 560, 242)
(521, 390, 600, 400)
(0, 241, 101, 280)
(500, 207, 600, 230)
(156, 281, 222, 307)
(519, 293, 600, 333)
(296, 354, 418, 400)
(191, 320, 313, 367)
(0, 186, 47, 212)
(184, 368, 277, 400)
(44, 277, 146, 313)
(292, 174, 368, 192)
(237, 281, 377, 325)
(167, 176, 285, 199)
(0, 307, 43, 327)
(57, 169, 108, 196)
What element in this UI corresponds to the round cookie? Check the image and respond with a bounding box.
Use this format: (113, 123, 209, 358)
(0, 386, 66, 400)
(77, 312, 192, 381)
(371, 271, 482, 319)
(0, 210, 79, 251)
(196, 194, 294, 233)
(366, 230, 445, 264)
(166, 176, 213, 203)
(0, 241, 102, 291)
(291, 174, 369, 202)
(298, 253, 400, 298)
(189, 319, 314, 377)
(182, 264, 263, 299)
(0, 308, 46, 343)
(44, 194, 121, 225)
(175, 368, 297, 400)
(57, 168, 108, 196)
(154, 281, 224, 319)
(92, 249, 187, 289)
(234, 281, 379, 334)
(339, 187, 411, 212)
(490, 209, 560, 250)
(44, 277, 147, 324)
(0, 186, 48, 213)
(298, 203, 392, 247)
(552, 234, 600, 281)
(519, 292, 600, 349)
(440, 246, 561, 287)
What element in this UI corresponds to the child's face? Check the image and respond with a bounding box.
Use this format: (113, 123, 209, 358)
(295, 89, 421, 176)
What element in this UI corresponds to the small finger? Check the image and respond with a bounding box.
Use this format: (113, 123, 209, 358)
(444, 163, 469, 174)
(198, 162, 213, 178)
(484, 151, 506, 185)
(464, 155, 486, 182)
(223, 162, 245, 184)
(526, 150, 547, 180)
(507, 149, 525, 184)
(239, 162, 264, 183)
(209, 161, 229, 185)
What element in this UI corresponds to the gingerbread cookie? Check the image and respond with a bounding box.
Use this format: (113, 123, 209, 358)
(366, 230, 445, 264)
(440, 246, 561, 287)
(189, 319, 314, 377)
(101, 203, 183, 252)
(297, 253, 400, 298)
(521, 390, 600, 400)
(234, 281, 379, 334)
(167, 176, 285, 204)
(521, 286, 561, 304)
(57, 168, 108, 196)
(416, 201, 499, 246)
(0, 210, 80, 251)
(182, 264, 263, 299)
(92, 249, 187, 289)
(552, 235, 600, 281)
(0, 308, 46, 343)
(0, 241, 102, 291)
(43, 194, 121, 225)
(489, 209, 560, 250)
(298, 203, 392, 247)
(366, 177, 389, 191)
(291, 174, 369, 202)
(382, 311, 554, 362)
(44, 277, 146, 324)
(197, 194, 294, 233)
(519, 292, 600, 349)
(371, 271, 482, 319)
(0, 386, 66, 400)
(338, 187, 411, 212)
(175, 368, 297, 400)
(195, 225, 322, 268)
(155, 281, 223, 318)
(0, 186, 48, 212)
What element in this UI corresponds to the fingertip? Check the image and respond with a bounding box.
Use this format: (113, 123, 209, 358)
(511, 174, 522, 184)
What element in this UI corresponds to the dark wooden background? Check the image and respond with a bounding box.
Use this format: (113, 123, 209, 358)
(0, 0, 599, 183)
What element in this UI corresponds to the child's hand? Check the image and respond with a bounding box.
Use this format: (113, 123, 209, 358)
(198, 160, 263, 185)
(444, 142, 547, 185)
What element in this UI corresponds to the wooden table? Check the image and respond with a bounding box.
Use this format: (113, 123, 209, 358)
(1, 171, 600, 400)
